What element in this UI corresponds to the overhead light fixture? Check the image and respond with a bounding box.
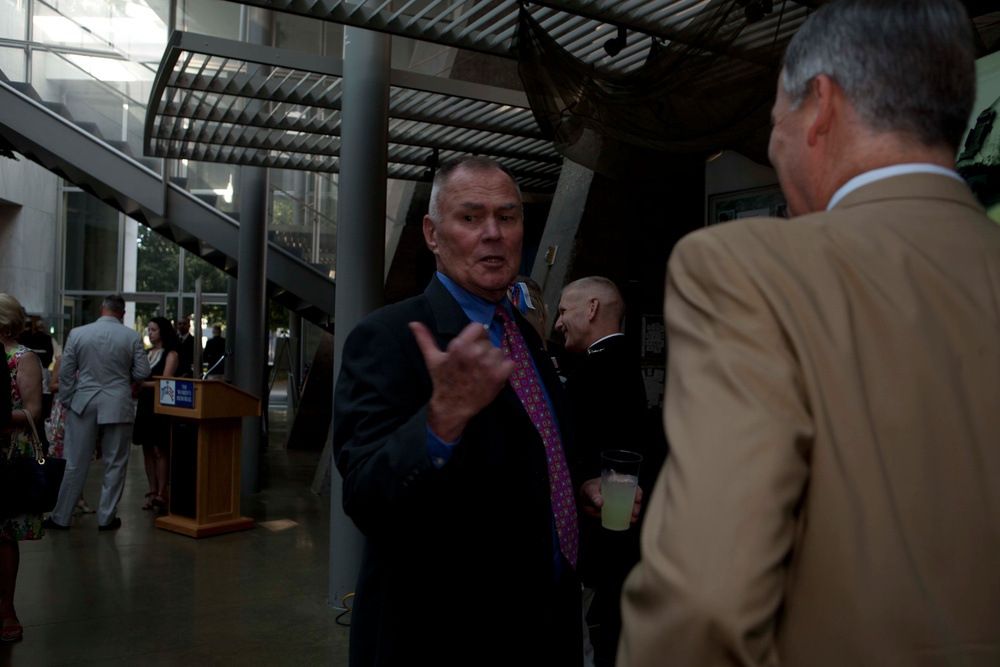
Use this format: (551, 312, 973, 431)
(603, 26, 627, 57)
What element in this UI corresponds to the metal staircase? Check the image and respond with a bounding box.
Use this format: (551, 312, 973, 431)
(0, 70, 336, 328)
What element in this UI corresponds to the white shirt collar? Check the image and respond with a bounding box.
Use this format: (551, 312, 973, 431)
(826, 164, 963, 211)
(587, 333, 624, 353)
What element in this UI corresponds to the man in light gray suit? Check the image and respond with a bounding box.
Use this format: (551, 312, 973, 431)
(44, 294, 149, 531)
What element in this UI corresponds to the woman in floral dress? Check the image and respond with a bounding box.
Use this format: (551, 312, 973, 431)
(0, 293, 44, 643)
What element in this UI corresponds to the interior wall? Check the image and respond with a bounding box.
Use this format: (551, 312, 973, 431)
(0, 156, 60, 316)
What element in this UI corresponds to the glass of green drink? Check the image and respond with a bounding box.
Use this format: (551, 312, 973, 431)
(600, 450, 642, 531)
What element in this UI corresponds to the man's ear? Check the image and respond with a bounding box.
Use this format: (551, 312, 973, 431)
(807, 74, 838, 147)
(422, 215, 439, 255)
(586, 297, 599, 322)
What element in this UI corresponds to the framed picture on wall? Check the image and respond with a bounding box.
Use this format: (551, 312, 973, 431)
(707, 184, 788, 225)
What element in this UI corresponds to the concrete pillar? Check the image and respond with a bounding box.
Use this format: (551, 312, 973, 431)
(232, 6, 272, 495)
(530, 158, 594, 336)
(288, 311, 302, 415)
(225, 275, 237, 383)
(328, 25, 391, 609)
(235, 164, 268, 494)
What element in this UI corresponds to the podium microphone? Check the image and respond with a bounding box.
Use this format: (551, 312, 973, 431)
(202, 350, 229, 380)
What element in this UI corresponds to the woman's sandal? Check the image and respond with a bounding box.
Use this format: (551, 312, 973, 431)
(0, 612, 23, 642)
(141, 491, 156, 511)
(152, 494, 168, 511)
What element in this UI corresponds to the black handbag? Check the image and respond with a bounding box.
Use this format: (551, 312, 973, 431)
(0, 408, 67, 517)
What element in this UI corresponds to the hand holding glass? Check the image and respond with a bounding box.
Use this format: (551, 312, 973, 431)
(600, 450, 642, 531)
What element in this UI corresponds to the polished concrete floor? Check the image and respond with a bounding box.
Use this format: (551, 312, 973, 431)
(1, 405, 349, 667)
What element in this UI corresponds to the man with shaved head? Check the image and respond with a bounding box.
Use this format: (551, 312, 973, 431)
(556, 276, 648, 667)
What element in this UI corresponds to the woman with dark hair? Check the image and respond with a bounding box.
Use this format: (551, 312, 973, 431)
(133, 317, 178, 510)
(0, 293, 44, 642)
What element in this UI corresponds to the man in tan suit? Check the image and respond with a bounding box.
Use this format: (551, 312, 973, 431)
(619, 1, 1000, 666)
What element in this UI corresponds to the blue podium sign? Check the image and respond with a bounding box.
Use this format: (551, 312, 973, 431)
(159, 379, 195, 408)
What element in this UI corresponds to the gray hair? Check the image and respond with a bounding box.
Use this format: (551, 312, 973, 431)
(427, 156, 522, 225)
(101, 293, 126, 315)
(782, 0, 975, 151)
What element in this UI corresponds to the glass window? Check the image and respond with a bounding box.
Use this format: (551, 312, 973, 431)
(184, 250, 228, 296)
(32, 1, 117, 54)
(0, 0, 27, 40)
(63, 190, 120, 293)
(135, 224, 179, 294)
(0, 46, 25, 80)
(31, 48, 154, 149)
(182, 161, 238, 214)
(35, 0, 167, 63)
(274, 12, 324, 55)
(179, 0, 241, 41)
(63, 294, 104, 330)
(269, 170, 336, 271)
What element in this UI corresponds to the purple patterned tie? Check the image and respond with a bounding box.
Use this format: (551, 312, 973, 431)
(495, 305, 579, 569)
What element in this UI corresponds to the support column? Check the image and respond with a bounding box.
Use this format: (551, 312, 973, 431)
(288, 311, 302, 415)
(225, 275, 237, 383)
(233, 6, 272, 495)
(328, 25, 391, 609)
(235, 165, 268, 494)
(530, 158, 594, 337)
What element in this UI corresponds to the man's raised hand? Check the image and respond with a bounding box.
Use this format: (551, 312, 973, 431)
(410, 321, 514, 442)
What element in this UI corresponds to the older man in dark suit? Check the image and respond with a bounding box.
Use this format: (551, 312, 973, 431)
(334, 156, 584, 666)
(620, 1, 1000, 666)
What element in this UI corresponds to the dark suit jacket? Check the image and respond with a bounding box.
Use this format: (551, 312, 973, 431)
(203, 336, 225, 375)
(334, 276, 583, 667)
(566, 335, 648, 483)
(566, 335, 647, 659)
(176, 334, 194, 378)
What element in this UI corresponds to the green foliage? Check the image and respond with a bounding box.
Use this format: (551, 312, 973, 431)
(135, 226, 229, 327)
(269, 299, 289, 331)
(136, 226, 179, 293)
(185, 251, 228, 294)
(136, 226, 228, 298)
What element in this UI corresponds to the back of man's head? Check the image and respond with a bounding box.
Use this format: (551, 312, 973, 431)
(101, 294, 126, 318)
(782, 0, 975, 152)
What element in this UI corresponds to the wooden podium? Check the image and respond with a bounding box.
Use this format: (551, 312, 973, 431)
(153, 379, 260, 538)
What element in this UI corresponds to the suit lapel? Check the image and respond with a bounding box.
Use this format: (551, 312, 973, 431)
(423, 276, 471, 341)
